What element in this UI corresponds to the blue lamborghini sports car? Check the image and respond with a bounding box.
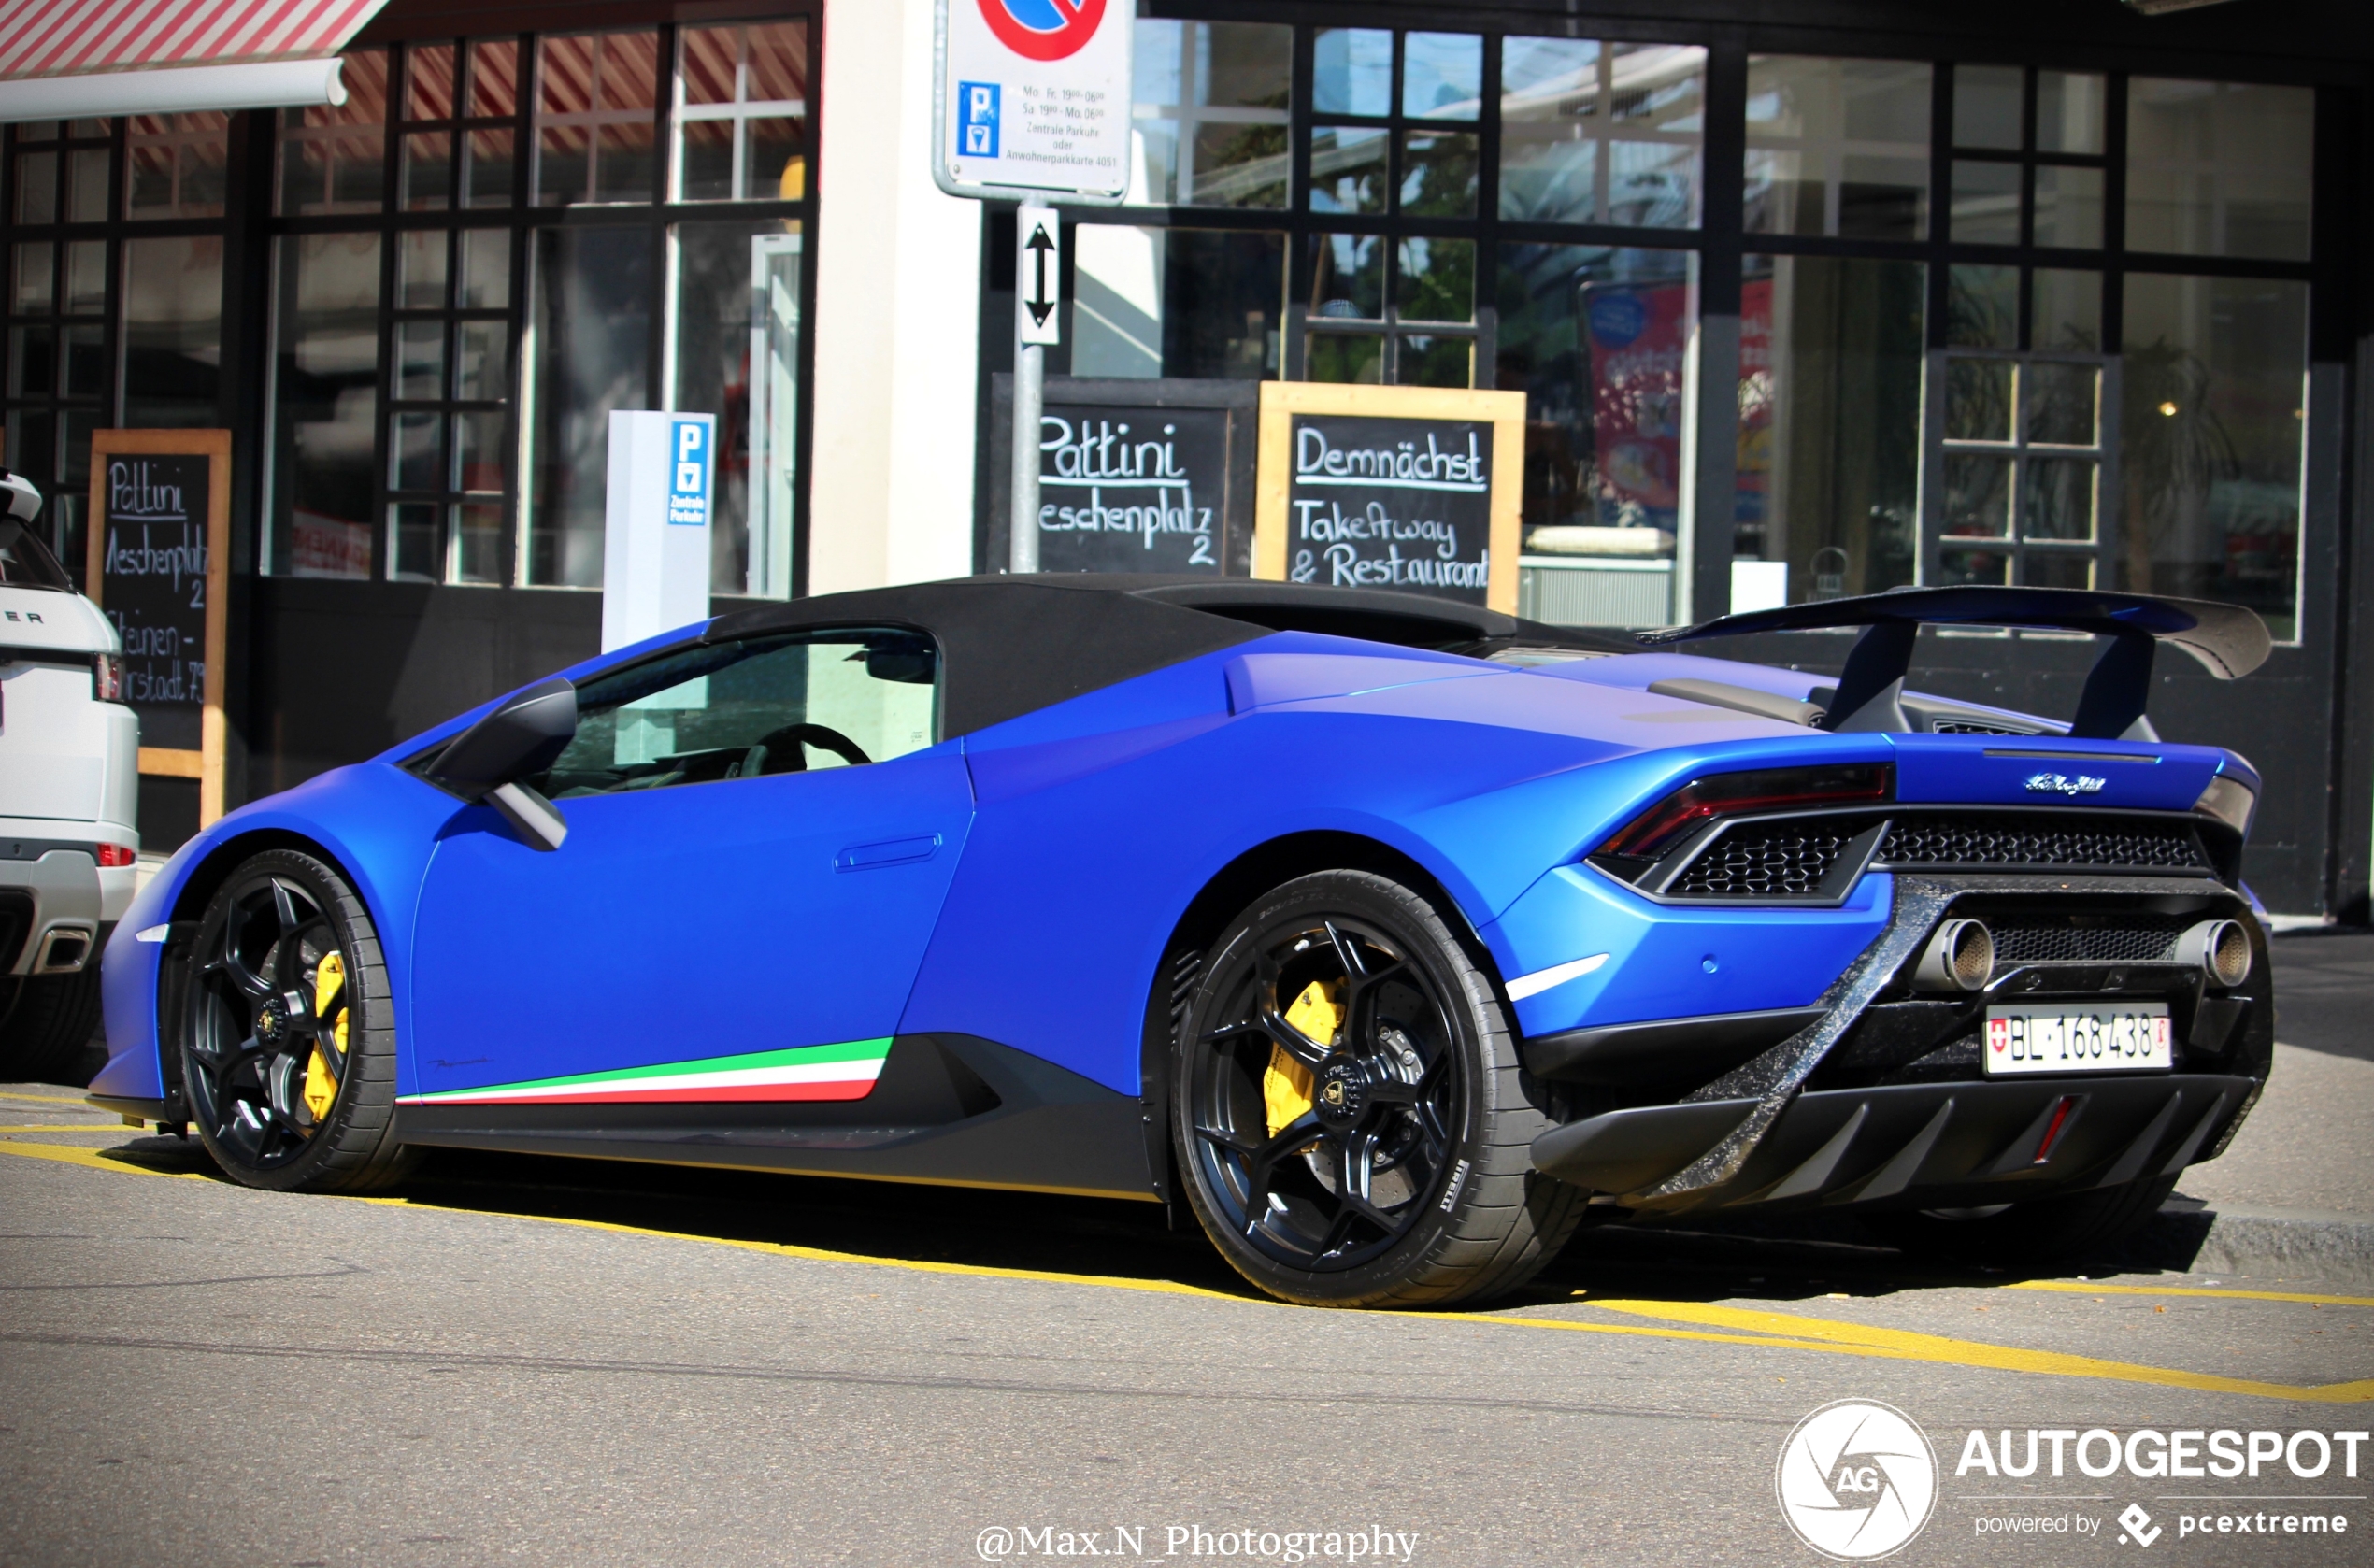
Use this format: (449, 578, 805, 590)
(88, 576, 2274, 1307)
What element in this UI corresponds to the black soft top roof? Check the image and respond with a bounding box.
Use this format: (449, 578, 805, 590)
(704, 575, 1627, 737)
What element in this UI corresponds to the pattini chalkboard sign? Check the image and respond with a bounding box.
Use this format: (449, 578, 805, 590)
(986, 376, 1256, 576)
(1255, 384, 1524, 611)
(87, 428, 231, 823)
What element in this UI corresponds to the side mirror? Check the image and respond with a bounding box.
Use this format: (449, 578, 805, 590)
(426, 677, 577, 850)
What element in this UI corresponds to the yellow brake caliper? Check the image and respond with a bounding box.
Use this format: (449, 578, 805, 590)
(1264, 980, 1342, 1135)
(302, 952, 348, 1124)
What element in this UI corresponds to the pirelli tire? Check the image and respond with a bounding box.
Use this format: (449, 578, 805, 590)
(1171, 868, 1587, 1308)
(179, 848, 419, 1193)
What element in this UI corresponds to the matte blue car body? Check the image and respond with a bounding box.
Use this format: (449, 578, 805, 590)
(93, 620, 2255, 1132)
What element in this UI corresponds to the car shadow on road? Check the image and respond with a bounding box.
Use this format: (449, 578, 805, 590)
(84, 1131, 2184, 1311)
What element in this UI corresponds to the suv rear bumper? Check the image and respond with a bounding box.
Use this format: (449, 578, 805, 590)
(1533, 1072, 2255, 1213)
(0, 844, 126, 976)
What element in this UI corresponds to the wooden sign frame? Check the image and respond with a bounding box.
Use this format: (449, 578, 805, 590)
(1253, 382, 1527, 614)
(85, 428, 232, 825)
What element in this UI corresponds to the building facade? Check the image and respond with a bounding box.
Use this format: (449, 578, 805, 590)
(4, 0, 2368, 918)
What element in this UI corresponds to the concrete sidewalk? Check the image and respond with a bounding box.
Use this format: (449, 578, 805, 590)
(2149, 927, 2374, 1285)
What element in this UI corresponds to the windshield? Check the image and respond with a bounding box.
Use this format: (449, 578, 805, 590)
(0, 520, 71, 592)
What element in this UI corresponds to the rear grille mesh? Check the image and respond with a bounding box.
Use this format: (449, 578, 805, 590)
(1877, 816, 2208, 874)
(1988, 919, 2189, 964)
(1666, 823, 1855, 898)
(1652, 811, 2214, 900)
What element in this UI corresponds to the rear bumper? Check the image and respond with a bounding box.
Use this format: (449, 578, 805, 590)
(1532, 1072, 2254, 1213)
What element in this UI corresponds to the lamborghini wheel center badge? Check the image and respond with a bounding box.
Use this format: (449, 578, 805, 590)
(1313, 1062, 1368, 1129)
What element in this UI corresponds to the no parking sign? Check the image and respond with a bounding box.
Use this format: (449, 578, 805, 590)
(935, 0, 1131, 203)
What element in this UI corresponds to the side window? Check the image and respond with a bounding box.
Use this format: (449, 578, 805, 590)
(532, 626, 937, 798)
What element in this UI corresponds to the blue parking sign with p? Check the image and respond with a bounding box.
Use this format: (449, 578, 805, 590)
(960, 81, 999, 158)
(667, 418, 709, 527)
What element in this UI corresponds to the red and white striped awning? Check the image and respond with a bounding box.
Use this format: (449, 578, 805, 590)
(0, 0, 387, 120)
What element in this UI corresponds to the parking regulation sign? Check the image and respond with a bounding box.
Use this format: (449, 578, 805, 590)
(935, 0, 1130, 203)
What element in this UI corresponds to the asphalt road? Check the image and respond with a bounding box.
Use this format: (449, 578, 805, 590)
(3, 1085, 2367, 1568)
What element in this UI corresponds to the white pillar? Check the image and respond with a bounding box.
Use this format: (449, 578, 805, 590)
(808, 0, 983, 594)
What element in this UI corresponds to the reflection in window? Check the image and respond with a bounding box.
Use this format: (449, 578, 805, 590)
(1500, 39, 1705, 228)
(535, 31, 661, 207)
(125, 114, 229, 219)
(121, 235, 222, 428)
(267, 233, 381, 578)
(1071, 226, 1285, 381)
(1738, 256, 1925, 598)
(1312, 29, 1392, 118)
(1496, 245, 1695, 565)
(2121, 273, 2307, 637)
(1129, 21, 1290, 208)
(278, 50, 386, 215)
(674, 220, 804, 597)
(2126, 79, 2312, 261)
(1745, 57, 1931, 240)
(523, 226, 651, 587)
(537, 628, 938, 797)
(676, 21, 810, 202)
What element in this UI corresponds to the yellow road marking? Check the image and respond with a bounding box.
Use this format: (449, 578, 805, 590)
(0, 1125, 134, 1134)
(2009, 1279, 2374, 1309)
(1579, 1299, 2374, 1404)
(3, 1136, 2368, 1401)
(0, 1091, 101, 1106)
(0, 1141, 208, 1179)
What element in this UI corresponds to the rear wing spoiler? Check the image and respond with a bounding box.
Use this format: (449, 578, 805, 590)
(1637, 585, 2270, 740)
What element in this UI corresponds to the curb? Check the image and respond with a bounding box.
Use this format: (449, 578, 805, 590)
(2132, 1201, 2374, 1289)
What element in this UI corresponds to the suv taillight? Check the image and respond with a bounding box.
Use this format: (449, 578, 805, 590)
(1598, 763, 1894, 859)
(94, 653, 122, 702)
(96, 843, 136, 867)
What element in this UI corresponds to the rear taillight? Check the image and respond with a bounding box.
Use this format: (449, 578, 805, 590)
(94, 653, 122, 702)
(1598, 763, 1894, 859)
(96, 843, 136, 867)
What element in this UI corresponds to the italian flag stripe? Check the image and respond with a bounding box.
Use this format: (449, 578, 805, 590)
(402, 1038, 892, 1106)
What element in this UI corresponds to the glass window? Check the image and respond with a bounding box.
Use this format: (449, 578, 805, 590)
(2121, 273, 2307, 637)
(1500, 40, 1705, 228)
(1738, 256, 1926, 598)
(1067, 225, 1284, 381)
(676, 21, 810, 203)
(2126, 78, 2313, 261)
(1496, 244, 1695, 550)
(536, 31, 661, 207)
(125, 113, 229, 219)
(673, 220, 803, 598)
(523, 225, 651, 586)
(122, 235, 222, 428)
(1313, 29, 1392, 118)
(1401, 34, 1481, 121)
(1129, 21, 1291, 209)
(1746, 57, 1931, 240)
(279, 50, 387, 215)
(1304, 229, 1477, 388)
(533, 628, 938, 797)
(268, 233, 382, 578)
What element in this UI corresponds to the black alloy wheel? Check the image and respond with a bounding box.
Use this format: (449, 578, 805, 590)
(1173, 870, 1585, 1307)
(182, 849, 415, 1192)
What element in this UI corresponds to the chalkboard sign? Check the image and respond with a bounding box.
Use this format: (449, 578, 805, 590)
(86, 429, 230, 823)
(1254, 384, 1524, 611)
(986, 376, 1255, 576)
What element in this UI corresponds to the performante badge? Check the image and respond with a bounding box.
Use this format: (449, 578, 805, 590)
(2024, 772, 2106, 796)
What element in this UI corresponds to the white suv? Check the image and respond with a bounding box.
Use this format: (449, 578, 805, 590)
(0, 470, 138, 1078)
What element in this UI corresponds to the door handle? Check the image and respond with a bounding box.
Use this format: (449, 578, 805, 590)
(836, 834, 941, 872)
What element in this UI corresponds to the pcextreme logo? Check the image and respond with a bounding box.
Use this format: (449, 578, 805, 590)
(1778, 1400, 1940, 1561)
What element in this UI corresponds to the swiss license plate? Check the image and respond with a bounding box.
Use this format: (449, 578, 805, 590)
(1984, 1004, 2172, 1076)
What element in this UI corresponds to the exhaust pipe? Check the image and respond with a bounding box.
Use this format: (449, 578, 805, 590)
(2178, 919, 2252, 988)
(1914, 919, 1995, 991)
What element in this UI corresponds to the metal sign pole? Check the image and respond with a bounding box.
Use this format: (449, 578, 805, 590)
(1010, 204, 1058, 574)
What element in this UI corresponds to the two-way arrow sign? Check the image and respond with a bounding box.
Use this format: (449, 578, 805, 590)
(1016, 206, 1060, 346)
